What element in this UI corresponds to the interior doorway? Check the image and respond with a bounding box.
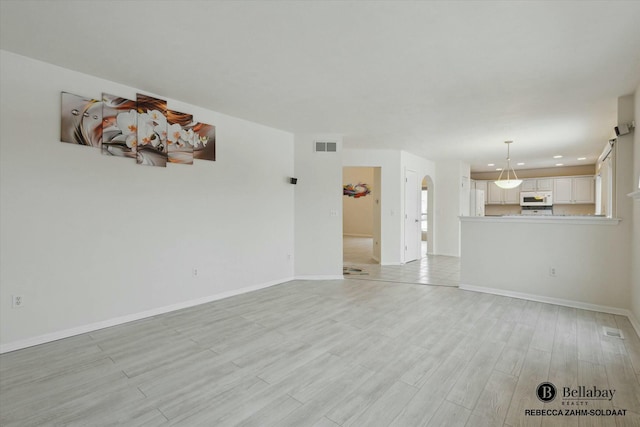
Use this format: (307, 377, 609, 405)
(421, 175, 434, 256)
(342, 166, 381, 265)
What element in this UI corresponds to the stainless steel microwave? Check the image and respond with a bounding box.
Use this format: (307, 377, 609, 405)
(520, 191, 553, 206)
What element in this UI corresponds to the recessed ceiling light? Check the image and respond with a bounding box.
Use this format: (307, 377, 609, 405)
(555, 163, 564, 166)
(577, 157, 587, 160)
(553, 155, 563, 159)
(516, 162, 525, 166)
(487, 163, 495, 166)
(496, 168, 503, 171)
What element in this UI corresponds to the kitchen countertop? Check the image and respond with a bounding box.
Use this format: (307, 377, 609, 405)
(460, 215, 621, 225)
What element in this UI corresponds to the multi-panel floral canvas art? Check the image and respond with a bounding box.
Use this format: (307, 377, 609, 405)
(60, 91, 216, 167)
(136, 94, 168, 167)
(192, 123, 216, 161)
(60, 92, 103, 147)
(167, 110, 194, 165)
(101, 93, 137, 158)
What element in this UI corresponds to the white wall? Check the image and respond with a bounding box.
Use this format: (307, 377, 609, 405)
(615, 93, 635, 324)
(630, 85, 640, 327)
(0, 51, 295, 351)
(460, 218, 630, 312)
(294, 134, 343, 278)
(434, 160, 470, 256)
(342, 167, 374, 237)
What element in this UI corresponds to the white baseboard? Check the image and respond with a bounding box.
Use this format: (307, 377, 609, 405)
(7, 278, 636, 354)
(460, 283, 640, 338)
(0, 277, 293, 354)
(437, 252, 461, 257)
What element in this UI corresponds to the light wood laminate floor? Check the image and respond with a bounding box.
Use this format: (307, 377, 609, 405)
(1, 277, 640, 426)
(344, 236, 460, 287)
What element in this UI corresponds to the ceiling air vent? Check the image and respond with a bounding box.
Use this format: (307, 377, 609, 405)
(315, 141, 337, 153)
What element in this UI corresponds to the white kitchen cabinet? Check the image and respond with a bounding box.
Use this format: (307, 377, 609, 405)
(487, 182, 504, 204)
(504, 186, 520, 204)
(536, 179, 553, 191)
(522, 178, 552, 191)
(572, 176, 595, 203)
(554, 178, 573, 203)
(553, 176, 594, 204)
(486, 181, 520, 205)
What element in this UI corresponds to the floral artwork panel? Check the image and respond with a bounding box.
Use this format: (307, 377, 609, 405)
(101, 93, 138, 158)
(167, 110, 194, 165)
(60, 92, 103, 147)
(190, 122, 216, 161)
(136, 94, 168, 167)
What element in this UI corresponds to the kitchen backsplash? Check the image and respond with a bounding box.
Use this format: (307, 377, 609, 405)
(552, 204, 597, 216)
(484, 204, 595, 216)
(484, 205, 520, 216)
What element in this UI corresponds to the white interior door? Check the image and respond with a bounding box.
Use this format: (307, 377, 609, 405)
(404, 169, 420, 262)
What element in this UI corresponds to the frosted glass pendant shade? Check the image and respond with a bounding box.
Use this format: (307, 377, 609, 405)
(494, 179, 522, 189)
(494, 141, 522, 189)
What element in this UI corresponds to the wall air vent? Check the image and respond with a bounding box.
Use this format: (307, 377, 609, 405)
(314, 141, 337, 153)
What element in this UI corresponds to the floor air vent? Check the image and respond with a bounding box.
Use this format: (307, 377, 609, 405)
(603, 327, 624, 339)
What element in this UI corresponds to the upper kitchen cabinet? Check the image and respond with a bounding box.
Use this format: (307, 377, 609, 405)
(487, 182, 520, 204)
(554, 178, 572, 203)
(487, 182, 502, 204)
(554, 176, 595, 204)
(521, 178, 552, 192)
(504, 186, 520, 204)
(572, 176, 595, 203)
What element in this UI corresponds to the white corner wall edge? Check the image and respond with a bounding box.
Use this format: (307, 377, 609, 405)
(460, 284, 640, 338)
(0, 277, 294, 354)
(629, 312, 640, 340)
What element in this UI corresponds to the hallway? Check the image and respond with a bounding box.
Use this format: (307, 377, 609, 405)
(343, 236, 460, 287)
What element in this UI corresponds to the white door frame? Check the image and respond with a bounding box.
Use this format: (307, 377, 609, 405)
(404, 169, 420, 263)
(421, 175, 435, 256)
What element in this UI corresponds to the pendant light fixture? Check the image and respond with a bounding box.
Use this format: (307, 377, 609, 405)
(494, 140, 522, 189)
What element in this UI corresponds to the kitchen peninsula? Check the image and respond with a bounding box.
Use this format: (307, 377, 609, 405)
(459, 214, 628, 315)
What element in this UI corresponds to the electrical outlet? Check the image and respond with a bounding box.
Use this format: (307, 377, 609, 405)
(549, 267, 556, 277)
(192, 268, 198, 277)
(12, 295, 24, 308)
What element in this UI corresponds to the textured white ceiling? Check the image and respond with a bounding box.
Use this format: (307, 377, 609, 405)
(2, 1, 639, 172)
